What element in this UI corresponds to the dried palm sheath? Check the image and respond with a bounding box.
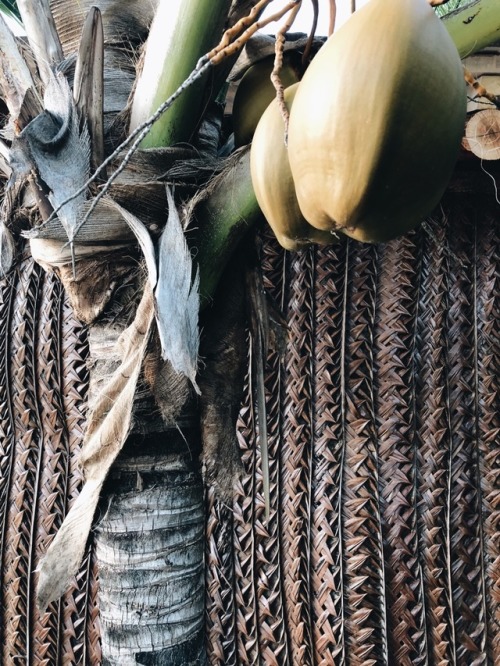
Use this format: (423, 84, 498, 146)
(206, 194, 500, 666)
(0, 254, 101, 664)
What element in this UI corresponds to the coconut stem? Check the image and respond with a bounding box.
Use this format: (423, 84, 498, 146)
(464, 67, 500, 109)
(441, 0, 500, 58)
(129, 0, 232, 149)
(328, 0, 337, 35)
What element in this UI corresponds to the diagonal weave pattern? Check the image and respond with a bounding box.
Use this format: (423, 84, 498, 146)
(0, 255, 100, 665)
(0, 197, 499, 664)
(206, 196, 500, 666)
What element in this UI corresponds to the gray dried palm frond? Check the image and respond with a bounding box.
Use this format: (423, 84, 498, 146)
(17, 0, 63, 85)
(0, 14, 41, 121)
(155, 188, 200, 393)
(50, 0, 158, 145)
(11, 72, 90, 246)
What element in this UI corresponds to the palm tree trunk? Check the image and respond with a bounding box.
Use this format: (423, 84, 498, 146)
(96, 433, 205, 665)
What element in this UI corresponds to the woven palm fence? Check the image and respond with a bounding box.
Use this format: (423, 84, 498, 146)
(0, 189, 499, 663)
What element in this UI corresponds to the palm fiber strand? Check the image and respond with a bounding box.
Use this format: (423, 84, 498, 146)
(255, 239, 290, 666)
(280, 245, 317, 666)
(417, 214, 457, 666)
(343, 240, 389, 666)
(233, 373, 260, 666)
(446, 199, 489, 665)
(2, 257, 45, 663)
(376, 231, 428, 665)
(475, 206, 500, 665)
(206, 490, 238, 666)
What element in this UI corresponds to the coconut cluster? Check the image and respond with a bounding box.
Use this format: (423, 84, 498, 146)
(247, 0, 466, 249)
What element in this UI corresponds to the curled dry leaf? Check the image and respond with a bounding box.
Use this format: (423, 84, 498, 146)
(155, 188, 200, 393)
(37, 286, 155, 608)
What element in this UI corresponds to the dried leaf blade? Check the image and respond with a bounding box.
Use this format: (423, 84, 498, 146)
(155, 188, 200, 393)
(37, 286, 155, 607)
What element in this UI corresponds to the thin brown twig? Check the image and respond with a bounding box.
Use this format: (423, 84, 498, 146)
(270, 1, 302, 143)
(209, 1, 303, 65)
(208, 0, 273, 58)
(302, 0, 317, 64)
(464, 67, 500, 109)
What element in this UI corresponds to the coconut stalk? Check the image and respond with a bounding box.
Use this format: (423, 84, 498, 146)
(440, 0, 500, 58)
(129, 0, 232, 148)
(189, 148, 261, 306)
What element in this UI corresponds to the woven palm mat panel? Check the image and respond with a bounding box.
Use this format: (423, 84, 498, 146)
(0, 256, 101, 665)
(206, 195, 500, 666)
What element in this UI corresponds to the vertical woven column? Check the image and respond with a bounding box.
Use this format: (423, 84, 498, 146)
(0, 256, 101, 665)
(205, 196, 500, 665)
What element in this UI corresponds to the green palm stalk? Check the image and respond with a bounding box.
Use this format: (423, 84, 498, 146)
(129, 0, 232, 148)
(439, 0, 500, 57)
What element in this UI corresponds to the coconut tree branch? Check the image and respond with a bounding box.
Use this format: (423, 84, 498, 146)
(441, 0, 500, 58)
(189, 148, 261, 306)
(129, 0, 233, 148)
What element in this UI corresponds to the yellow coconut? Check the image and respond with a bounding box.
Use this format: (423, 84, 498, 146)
(232, 53, 301, 147)
(250, 83, 335, 251)
(287, 0, 466, 243)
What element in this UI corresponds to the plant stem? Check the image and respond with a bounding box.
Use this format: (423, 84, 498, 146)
(441, 0, 500, 58)
(192, 149, 261, 306)
(129, 0, 232, 148)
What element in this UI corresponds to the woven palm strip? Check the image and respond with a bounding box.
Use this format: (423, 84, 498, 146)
(205, 201, 500, 665)
(311, 238, 348, 666)
(343, 240, 389, 666)
(475, 209, 500, 665)
(0, 256, 100, 665)
(279, 246, 317, 666)
(417, 215, 457, 665)
(206, 488, 238, 665)
(445, 199, 491, 664)
(376, 231, 427, 665)
(256, 241, 290, 666)
(233, 373, 260, 665)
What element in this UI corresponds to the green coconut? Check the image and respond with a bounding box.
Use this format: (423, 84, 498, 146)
(250, 83, 335, 251)
(232, 53, 301, 147)
(287, 0, 466, 243)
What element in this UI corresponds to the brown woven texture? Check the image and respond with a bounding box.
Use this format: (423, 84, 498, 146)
(1, 197, 499, 665)
(206, 196, 500, 666)
(0, 255, 101, 665)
